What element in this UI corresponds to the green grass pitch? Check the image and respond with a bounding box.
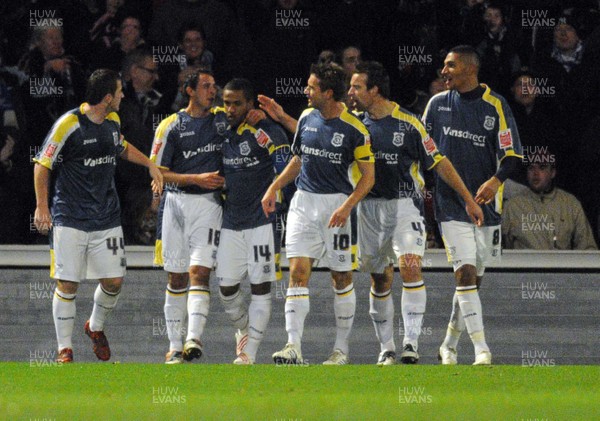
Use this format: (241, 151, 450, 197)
(1, 363, 598, 420)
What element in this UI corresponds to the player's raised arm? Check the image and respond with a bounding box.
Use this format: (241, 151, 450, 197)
(257, 95, 298, 133)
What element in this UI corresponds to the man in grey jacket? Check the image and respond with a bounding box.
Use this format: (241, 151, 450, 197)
(502, 159, 597, 250)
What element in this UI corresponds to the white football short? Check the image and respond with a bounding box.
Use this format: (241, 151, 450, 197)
(51, 225, 126, 282)
(358, 198, 426, 274)
(161, 191, 222, 273)
(285, 190, 355, 272)
(216, 223, 279, 286)
(439, 221, 501, 276)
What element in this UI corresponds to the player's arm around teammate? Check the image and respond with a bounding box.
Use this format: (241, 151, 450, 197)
(215, 79, 290, 364)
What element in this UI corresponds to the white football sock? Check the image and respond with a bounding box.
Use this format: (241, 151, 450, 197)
(164, 286, 187, 352)
(89, 284, 120, 332)
(369, 288, 395, 352)
(333, 284, 356, 355)
(442, 292, 464, 350)
(186, 286, 210, 342)
(219, 288, 248, 331)
(401, 281, 426, 350)
(456, 286, 489, 354)
(53, 289, 76, 351)
(244, 293, 272, 360)
(285, 287, 309, 350)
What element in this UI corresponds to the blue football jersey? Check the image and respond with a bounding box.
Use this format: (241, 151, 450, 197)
(34, 104, 126, 232)
(422, 84, 523, 226)
(221, 118, 289, 230)
(150, 107, 227, 194)
(292, 105, 374, 195)
(361, 103, 444, 208)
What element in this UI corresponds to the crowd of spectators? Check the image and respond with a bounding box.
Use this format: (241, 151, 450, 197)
(1, 0, 599, 249)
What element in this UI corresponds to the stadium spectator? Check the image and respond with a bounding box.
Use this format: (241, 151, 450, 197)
(531, 8, 600, 134)
(89, 0, 126, 52)
(0, 126, 29, 244)
(338, 46, 362, 78)
(91, 16, 147, 71)
(475, 2, 521, 98)
(502, 159, 597, 250)
(317, 49, 336, 66)
(117, 48, 169, 245)
(157, 24, 215, 113)
(148, 0, 251, 83)
(457, 0, 486, 47)
(508, 71, 564, 187)
(18, 25, 86, 149)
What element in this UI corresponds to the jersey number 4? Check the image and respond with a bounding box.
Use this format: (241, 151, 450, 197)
(106, 237, 125, 255)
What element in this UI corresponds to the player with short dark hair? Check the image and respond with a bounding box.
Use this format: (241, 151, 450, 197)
(150, 69, 226, 364)
(422, 45, 522, 365)
(33, 69, 163, 363)
(216, 78, 289, 364)
(262, 62, 375, 365)
(349, 61, 483, 365)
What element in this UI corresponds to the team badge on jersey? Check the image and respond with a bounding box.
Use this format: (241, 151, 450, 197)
(112, 131, 119, 146)
(484, 116, 495, 131)
(216, 121, 227, 136)
(392, 132, 404, 147)
(499, 129, 513, 149)
(239, 140, 251, 156)
(255, 128, 272, 148)
(331, 132, 345, 147)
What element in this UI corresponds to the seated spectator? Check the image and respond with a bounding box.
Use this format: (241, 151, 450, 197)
(117, 48, 169, 244)
(317, 49, 336, 66)
(89, 0, 126, 50)
(178, 24, 214, 71)
(91, 15, 147, 71)
(0, 125, 30, 243)
(338, 45, 361, 78)
(338, 45, 361, 106)
(531, 7, 600, 134)
(18, 25, 85, 148)
(158, 23, 215, 114)
(502, 157, 597, 250)
(148, 0, 250, 82)
(457, 0, 486, 47)
(508, 71, 565, 186)
(476, 2, 521, 97)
